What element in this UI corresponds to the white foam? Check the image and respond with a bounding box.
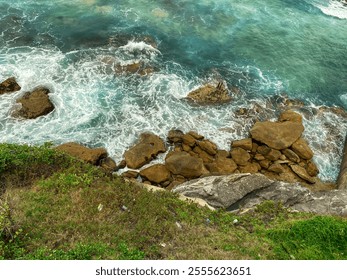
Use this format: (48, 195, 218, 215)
(314, 0, 347, 19)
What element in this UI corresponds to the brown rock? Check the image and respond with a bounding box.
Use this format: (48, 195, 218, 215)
(115, 62, 154, 76)
(197, 139, 217, 156)
(257, 145, 271, 156)
(182, 133, 196, 147)
(100, 157, 117, 172)
(55, 142, 107, 165)
(118, 160, 127, 170)
(259, 159, 271, 169)
(231, 147, 250, 166)
(252, 142, 259, 153)
(193, 146, 214, 163)
(231, 138, 252, 151)
(268, 163, 284, 174)
(206, 157, 238, 174)
(186, 82, 231, 104)
(264, 149, 282, 161)
(140, 164, 171, 184)
(282, 149, 301, 163)
(124, 133, 166, 169)
(0, 77, 21, 94)
(165, 151, 208, 179)
(122, 170, 139, 179)
(250, 120, 304, 150)
(14, 87, 54, 119)
(216, 150, 230, 158)
(278, 110, 303, 123)
(182, 143, 191, 152)
(239, 162, 260, 173)
(291, 138, 314, 160)
(290, 164, 315, 184)
(306, 161, 319, 177)
(188, 131, 204, 140)
(167, 129, 184, 143)
(254, 154, 265, 161)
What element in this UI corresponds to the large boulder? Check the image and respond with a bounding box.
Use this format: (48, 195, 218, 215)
(55, 142, 108, 165)
(124, 133, 166, 169)
(140, 164, 171, 184)
(250, 120, 304, 150)
(172, 174, 347, 216)
(186, 82, 231, 104)
(165, 151, 208, 179)
(14, 87, 54, 119)
(0, 77, 21, 95)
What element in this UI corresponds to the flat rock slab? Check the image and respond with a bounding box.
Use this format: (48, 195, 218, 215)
(250, 120, 304, 150)
(55, 142, 107, 165)
(172, 173, 347, 216)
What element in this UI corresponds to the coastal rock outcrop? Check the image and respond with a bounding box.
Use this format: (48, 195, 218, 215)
(55, 142, 108, 165)
(13, 87, 54, 119)
(124, 133, 166, 169)
(186, 82, 231, 104)
(0, 77, 21, 95)
(172, 173, 347, 216)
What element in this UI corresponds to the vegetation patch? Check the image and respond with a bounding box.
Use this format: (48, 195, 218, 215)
(1, 143, 347, 260)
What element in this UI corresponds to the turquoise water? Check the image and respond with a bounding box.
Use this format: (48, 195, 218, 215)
(0, 0, 346, 180)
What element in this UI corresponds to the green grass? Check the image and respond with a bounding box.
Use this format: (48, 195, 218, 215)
(1, 143, 346, 260)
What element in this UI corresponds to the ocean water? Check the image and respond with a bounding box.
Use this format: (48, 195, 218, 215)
(0, 0, 346, 181)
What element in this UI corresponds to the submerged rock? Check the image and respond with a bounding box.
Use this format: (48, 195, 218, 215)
(0, 77, 21, 95)
(13, 87, 54, 119)
(186, 82, 231, 104)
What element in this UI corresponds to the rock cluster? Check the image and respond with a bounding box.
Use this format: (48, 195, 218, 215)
(119, 110, 320, 189)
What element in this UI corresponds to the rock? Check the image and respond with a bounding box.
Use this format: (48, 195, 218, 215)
(231, 138, 252, 151)
(291, 138, 314, 160)
(206, 157, 238, 174)
(140, 164, 171, 184)
(290, 164, 315, 184)
(55, 142, 107, 165)
(268, 163, 284, 174)
(167, 129, 184, 143)
(165, 151, 208, 179)
(278, 110, 303, 123)
(250, 120, 304, 150)
(230, 147, 250, 166)
(197, 139, 217, 156)
(117, 160, 127, 170)
(188, 131, 204, 140)
(124, 133, 166, 169)
(257, 145, 272, 155)
(292, 189, 347, 216)
(337, 135, 347, 189)
(216, 150, 230, 159)
(306, 161, 319, 177)
(14, 87, 54, 119)
(239, 162, 260, 173)
(172, 173, 347, 216)
(186, 82, 231, 104)
(192, 146, 214, 163)
(122, 170, 139, 179)
(0, 77, 21, 94)
(172, 173, 309, 209)
(259, 159, 271, 169)
(264, 149, 282, 161)
(282, 149, 301, 163)
(115, 62, 154, 76)
(100, 157, 117, 172)
(254, 154, 265, 161)
(181, 133, 196, 147)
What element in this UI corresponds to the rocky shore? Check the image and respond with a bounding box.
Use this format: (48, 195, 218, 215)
(1, 76, 346, 216)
